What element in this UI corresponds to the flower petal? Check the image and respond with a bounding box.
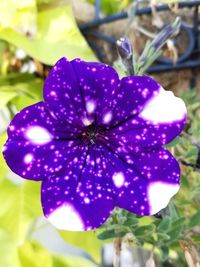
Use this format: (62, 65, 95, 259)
(70, 58, 120, 125)
(115, 148, 180, 215)
(108, 86, 186, 150)
(44, 57, 120, 126)
(112, 76, 160, 125)
(43, 57, 86, 126)
(3, 102, 82, 180)
(41, 145, 116, 231)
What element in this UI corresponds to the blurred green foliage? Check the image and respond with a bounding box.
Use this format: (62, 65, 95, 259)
(87, 0, 130, 15)
(0, 1, 199, 267)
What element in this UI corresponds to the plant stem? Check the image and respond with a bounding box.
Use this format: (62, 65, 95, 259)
(113, 237, 122, 267)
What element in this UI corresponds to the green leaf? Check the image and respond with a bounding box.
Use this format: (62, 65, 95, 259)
(0, 132, 9, 179)
(134, 225, 155, 236)
(160, 246, 169, 261)
(158, 217, 172, 232)
(0, 6, 96, 65)
(156, 233, 170, 242)
(191, 235, 200, 247)
(60, 230, 104, 263)
(171, 217, 185, 229)
(168, 203, 179, 220)
(167, 226, 183, 242)
(0, 90, 17, 109)
(180, 175, 190, 188)
(0, 229, 20, 267)
(98, 229, 126, 240)
(0, 0, 37, 36)
(123, 216, 139, 226)
(18, 241, 52, 267)
(11, 78, 43, 110)
(165, 137, 180, 148)
(0, 74, 42, 109)
(188, 210, 200, 228)
(0, 179, 42, 242)
(53, 254, 97, 267)
(0, 73, 36, 86)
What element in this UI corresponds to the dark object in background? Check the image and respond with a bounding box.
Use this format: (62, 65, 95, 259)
(79, 0, 200, 80)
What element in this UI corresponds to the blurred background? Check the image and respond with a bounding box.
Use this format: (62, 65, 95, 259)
(0, 0, 200, 267)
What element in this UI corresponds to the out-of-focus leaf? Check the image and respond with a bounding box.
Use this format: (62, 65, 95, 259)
(53, 254, 97, 267)
(0, 73, 36, 86)
(98, 229, 126, 240)
(138, 216, 152, 226)
(11, 78, 43, 110)
(134, 225, 155, 236)
(191, 235, 200, 247)
(188, 210, 200, 228)
(168, 203, 179, 220)
(171, 217, 185, 229)
(18, 241, 52, 267)
(158, 216, 172, 232)
(165, 136, 180, 148)
(0, 76, 43, 110)
(0, 6, 96, 65)
(19, 239, 97, 267)
(167, 226, 183, 242)
(160, 245, 169, 261)
(87, 0, 130, 15)
(123, 216, 139, 226)
(0, 132, 9, 179)
(0, 90, 17, 109)
(0, 0, 37, 36)
(13, 95, 38, 111)
(156, 233, 170, 242)
(0, 74, 43, 110)
(60, 230, 104, 263)
(0, 179, 42, 242)
(181, 175, 190, 188)
(0, 229, 20, 267)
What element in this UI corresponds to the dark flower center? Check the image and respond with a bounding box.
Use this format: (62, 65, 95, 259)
(82, 124, 105, 145)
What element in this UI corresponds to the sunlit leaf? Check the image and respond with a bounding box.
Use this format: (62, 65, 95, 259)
(0, 228, 20, 267)
(18, 239, 97, 267)
(0, 179, 42, 242)
(59, 230, 104, 263)
(53, 254, 97, 267)
(18, 241, 52, 267)
(0, 132, 9, 179)
(188, 210, 200, 228)
(0, 6, 96, 65)
(0, 90, 17, 109)
(0, 0, 37, 36)
(158, 216, 172, 232)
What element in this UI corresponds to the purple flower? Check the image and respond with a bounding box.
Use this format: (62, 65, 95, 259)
(3, 57, 187, 231)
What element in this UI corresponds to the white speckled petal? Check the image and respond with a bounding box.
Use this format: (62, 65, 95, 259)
(44, 57, 120, 127)
(116, 148, 180, 215)
(41, 145, 115, 231)
(3, 102, 82, 180)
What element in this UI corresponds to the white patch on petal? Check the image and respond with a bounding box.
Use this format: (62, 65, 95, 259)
(9, 125, 15, 131)
(103, 112, 112, 124)
(24, 153, 33, 164)
(2, 145, 7, 153)
(148, 182, 180, 214)
(47, 204, 84, 231)
(25, 126, 52, 145)
(82, 117, 92, 126)
(86, 101, 96, 114)
(140, 88, 187, 123)
(112, 172, 125, 188)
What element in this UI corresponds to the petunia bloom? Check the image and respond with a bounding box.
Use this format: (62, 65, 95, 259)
(3, 57, 187, 231)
